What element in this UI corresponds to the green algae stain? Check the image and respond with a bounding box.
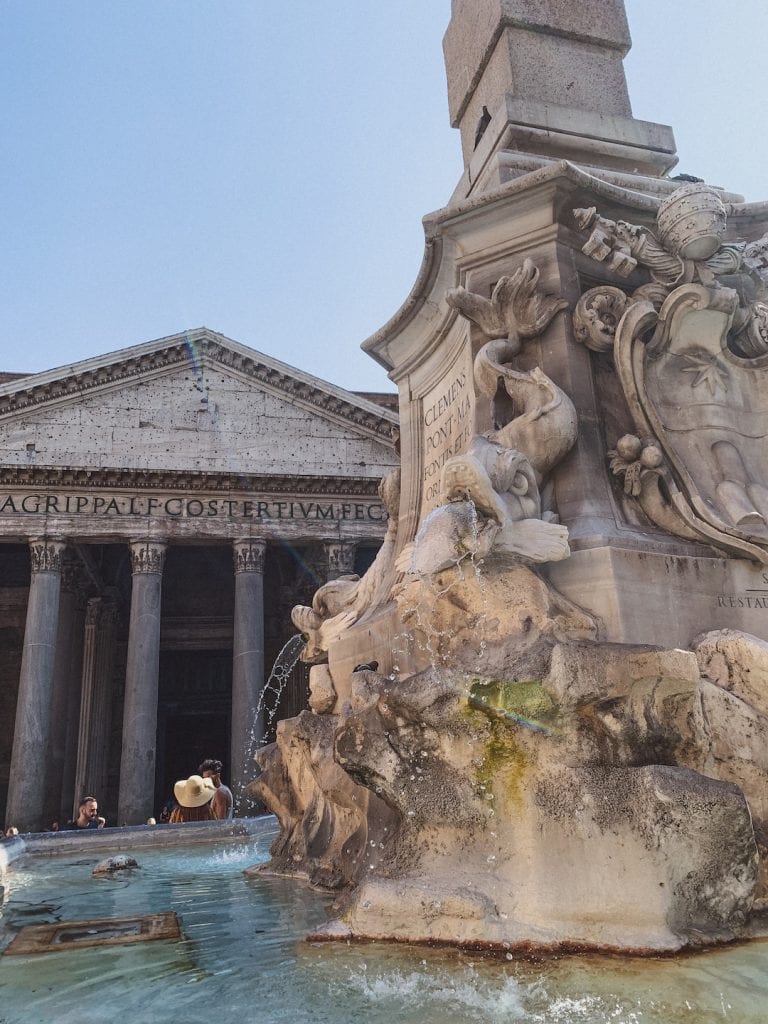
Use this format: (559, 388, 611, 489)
(460, 677, 555, 812)
(468, 677, 555, 719)
(476, 720, 530, 812)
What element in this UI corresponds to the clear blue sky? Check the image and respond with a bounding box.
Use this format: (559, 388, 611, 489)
(2, 1, 766, 391)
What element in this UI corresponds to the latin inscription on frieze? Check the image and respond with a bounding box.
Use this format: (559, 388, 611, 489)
(0, 492, 386, 522)
(420, 349, 475, 514)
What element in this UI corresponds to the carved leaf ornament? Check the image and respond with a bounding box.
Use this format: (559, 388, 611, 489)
(446, 259, 567, 354)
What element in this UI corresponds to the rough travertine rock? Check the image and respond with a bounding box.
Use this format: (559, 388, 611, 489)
(694, 629, 768, 717)
(248, 709, 397, 890)
(274, 666, 757, 952)
(308, 664, 336, 716)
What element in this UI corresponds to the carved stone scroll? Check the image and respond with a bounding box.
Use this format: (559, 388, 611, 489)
(573, 286, 630, 352)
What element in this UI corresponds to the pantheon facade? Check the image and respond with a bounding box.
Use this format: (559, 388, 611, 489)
(0, 328, 398, 831)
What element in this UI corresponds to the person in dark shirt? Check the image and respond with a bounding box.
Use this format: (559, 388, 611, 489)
(198, 759, 234, 820)
(63, 796, 106, 831)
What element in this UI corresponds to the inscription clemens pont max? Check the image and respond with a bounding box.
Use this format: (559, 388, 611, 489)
(421, 361, 474, 511)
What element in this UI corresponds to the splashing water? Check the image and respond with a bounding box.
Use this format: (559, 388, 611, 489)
(236, 633, 306, 807)
(340, 964, 526, 1020)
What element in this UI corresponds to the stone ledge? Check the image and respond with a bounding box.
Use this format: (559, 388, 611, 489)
(1, 815, 278, 865)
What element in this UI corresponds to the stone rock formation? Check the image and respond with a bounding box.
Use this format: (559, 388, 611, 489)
(92, 855, 140, 876)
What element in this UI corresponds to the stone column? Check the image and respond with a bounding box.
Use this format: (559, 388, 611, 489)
(73, 594, 118, 818)
(117, 540, 166, 825)
(231, 538, 266, 816)
(45, 559, 88, 825)
(323, 540, 357, 581)
(60, 576, 88, 823)
(5, 538, 66, 832)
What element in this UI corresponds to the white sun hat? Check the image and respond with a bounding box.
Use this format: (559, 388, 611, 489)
(173, 774, 216, 808)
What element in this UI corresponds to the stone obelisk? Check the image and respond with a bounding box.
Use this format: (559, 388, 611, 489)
(442, 0, 677, 199)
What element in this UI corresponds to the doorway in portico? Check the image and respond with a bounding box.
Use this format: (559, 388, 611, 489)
(154, 648, 231, 816)
(154, 546, 235, 815)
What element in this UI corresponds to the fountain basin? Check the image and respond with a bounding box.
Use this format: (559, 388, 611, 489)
(1, 820, 767, 1023)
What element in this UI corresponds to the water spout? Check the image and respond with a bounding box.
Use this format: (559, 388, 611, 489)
(236, 634, 306, 812)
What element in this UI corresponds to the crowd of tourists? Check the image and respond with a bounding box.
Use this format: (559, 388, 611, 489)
(3, 758, 234, 836)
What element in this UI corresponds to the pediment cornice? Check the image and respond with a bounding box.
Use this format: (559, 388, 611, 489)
(0, 329, 398, 444)
(0, 464, 382, 496)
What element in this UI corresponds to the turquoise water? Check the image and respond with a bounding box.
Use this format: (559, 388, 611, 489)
(1, 829, 767, 1024)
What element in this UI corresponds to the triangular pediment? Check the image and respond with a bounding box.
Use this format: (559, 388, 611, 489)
(0, 329, 398, 482)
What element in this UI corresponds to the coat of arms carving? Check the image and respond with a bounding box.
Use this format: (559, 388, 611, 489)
(574, 183, 768, 564)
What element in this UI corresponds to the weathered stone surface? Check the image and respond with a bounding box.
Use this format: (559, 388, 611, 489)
(544, 640, 659, 707)
(290, 470, 401, 668)
(308, 664, 336, 716)
(443, 0, 676, 190)
(557, 644, 768, 880)
(694, 629, 768, 718)
(295, 668, 759, 951)
(394, 560, 595, 679)
(248, 710, 397, 890)
(232, 541, 266, 814)
(117, 543, 165, 827)
(0, 333, 397, 481)
(5, 540, 64, 832)
(0, 329, 398, 550)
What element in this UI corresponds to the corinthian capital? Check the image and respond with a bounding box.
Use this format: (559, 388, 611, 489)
(129, 540, 167, 575)
(233, 538, 266, 574)
(324, 541, 357, 579)
(29, 538, 66, 574)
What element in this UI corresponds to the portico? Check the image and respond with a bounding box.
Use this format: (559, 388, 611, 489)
(0, 329, 398, 829)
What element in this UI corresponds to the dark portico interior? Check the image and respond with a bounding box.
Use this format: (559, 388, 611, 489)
(0, 538, 379, 826)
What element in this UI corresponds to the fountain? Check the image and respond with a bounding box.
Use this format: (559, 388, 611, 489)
(250, 0, 768, 957)
(2, 4, 768, 1019)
